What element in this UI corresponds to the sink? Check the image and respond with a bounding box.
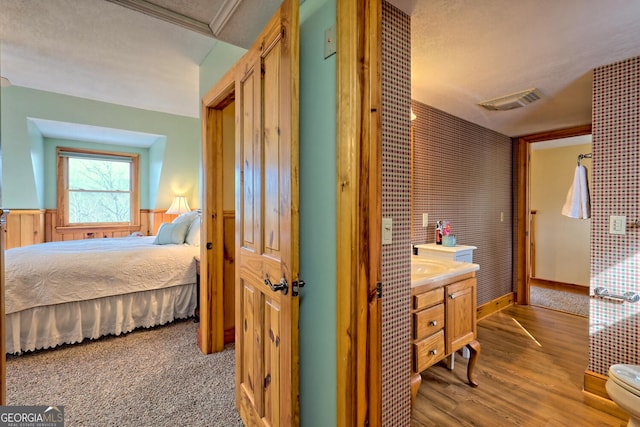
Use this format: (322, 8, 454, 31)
(411, 258, 451, 275)
(411, 255, 479, 288)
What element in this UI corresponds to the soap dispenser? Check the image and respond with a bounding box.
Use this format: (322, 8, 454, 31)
(435, 221, 442, 245)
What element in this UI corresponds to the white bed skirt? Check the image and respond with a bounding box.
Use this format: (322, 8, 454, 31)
(6, 284, 197, 354)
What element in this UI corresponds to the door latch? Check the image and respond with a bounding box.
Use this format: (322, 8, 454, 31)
(292, 279, 306, 297)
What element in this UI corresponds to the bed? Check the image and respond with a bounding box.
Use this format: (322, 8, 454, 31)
(4, 212, 202, 354)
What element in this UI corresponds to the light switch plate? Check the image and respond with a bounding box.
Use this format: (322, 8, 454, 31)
(422, 213, 429, 227)
(609, 215, 626, 235)
(324, 25, 336, 59)
(382, 218, 392, 245)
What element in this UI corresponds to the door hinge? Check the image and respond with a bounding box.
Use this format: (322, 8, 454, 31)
(292, 279, 306, 297)
(376, 282, 382, 299)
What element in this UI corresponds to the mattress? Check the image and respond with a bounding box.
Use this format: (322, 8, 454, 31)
(4, 236, 200, 353)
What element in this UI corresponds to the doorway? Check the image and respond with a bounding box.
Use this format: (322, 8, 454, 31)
(528, 134, 592, 316)
(516, 124, 592, 306)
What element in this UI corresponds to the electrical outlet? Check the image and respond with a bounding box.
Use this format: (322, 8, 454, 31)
(422, 213, 429, 227)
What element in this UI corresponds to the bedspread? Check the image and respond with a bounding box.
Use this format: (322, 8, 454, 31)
(5, 236, 199, 314)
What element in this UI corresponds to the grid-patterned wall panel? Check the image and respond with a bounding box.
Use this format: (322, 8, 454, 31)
(589, 56, 640, 375)
(381, 2, 412, 426)
(411, 102, 514, 305)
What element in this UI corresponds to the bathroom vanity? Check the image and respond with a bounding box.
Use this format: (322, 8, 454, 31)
(410, 256, 480, 404)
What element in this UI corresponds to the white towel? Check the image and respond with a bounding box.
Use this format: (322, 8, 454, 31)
(561, 165, 591, 219)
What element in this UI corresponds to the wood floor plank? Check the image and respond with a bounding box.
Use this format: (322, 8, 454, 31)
(411, 304, 628, 427)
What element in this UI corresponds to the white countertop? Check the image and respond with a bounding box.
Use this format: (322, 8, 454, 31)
(411, 255, 479, 288)
(415, 243, 477, 253)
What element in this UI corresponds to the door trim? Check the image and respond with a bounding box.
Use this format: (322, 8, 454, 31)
(515, 124, 592, 305)
(0, 209, 8, 405)
(336, 0, 382, 425)
(200, 69, 236, 354)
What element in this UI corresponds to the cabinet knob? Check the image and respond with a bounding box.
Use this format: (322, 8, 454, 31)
(429, 349, 438, 355)
(449, 294, 455, 300)
(429, 320, 437, 326)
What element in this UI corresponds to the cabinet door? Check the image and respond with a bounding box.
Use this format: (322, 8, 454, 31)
(445, 278, 476, 353)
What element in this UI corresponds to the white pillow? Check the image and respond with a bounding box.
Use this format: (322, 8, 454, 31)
(172, 210, 200, 225)
(185, 216, 201, 246)
(153, 221, 190, 245)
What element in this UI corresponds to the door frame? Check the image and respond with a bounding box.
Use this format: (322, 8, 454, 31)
(336, 0, 382, 425)
(199, 71, 236, 353)
(0, 210, 7, 405)
(515, 124, 592, 305)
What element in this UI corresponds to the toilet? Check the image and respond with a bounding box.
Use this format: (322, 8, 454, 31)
(606, 364, 640, 426)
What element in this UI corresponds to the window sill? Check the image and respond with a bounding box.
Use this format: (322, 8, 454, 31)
(55, 224, 141, 234)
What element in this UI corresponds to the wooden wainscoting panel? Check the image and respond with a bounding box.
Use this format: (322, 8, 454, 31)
(6, 209, 188, 245)
(5, 210, 45, 249)
(140, 210, 152, 236)
(151, 210, 179, 236)
(44, 209, 172, 242)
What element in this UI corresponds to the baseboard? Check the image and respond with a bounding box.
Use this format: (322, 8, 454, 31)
(583, 370, 629, 420)
(477, 292, 514, 320)
(584, 370, 610, 399)
(530, 278, 589, 295)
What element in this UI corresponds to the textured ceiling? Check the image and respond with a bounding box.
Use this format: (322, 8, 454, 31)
(0, 0, 217, 117)
(409, 0, 640, 137)
(0, 0, 280, 118)
(2, 0, 640, 137)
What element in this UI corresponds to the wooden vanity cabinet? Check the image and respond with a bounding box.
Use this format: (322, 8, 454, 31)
(410, 273, 480, 404)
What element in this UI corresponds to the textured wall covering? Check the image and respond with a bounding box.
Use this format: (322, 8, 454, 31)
(381, 2, 412, 425)
(589, 56, 640, 375)
(411, 101, 513, 305)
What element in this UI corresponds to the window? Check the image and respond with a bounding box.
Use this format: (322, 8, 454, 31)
(57, 147, 140, 229)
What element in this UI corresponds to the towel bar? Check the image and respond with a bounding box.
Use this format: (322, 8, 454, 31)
(577, 153, 592, 166)
(593, 287, 640, 303)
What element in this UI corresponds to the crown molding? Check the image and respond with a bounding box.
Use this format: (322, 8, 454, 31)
(105, 0, 215, 38)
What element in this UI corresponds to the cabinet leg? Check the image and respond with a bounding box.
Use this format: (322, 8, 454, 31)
(466, 340, 480, 387)
(410, 372, 422, 406)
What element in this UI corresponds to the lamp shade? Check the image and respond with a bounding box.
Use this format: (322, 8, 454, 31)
(166, 196, 191, 214)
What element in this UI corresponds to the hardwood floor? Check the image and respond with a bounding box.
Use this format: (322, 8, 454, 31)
(411, 304, 628, 427)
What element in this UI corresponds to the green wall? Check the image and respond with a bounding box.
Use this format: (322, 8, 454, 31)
(0, 86, 201, 210)
(298, 0, 337, 425)
(199, 42, 246, 99)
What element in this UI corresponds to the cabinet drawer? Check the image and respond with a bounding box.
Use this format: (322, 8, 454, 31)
(413, 287, 444, 310)
(413, 304, 444, 340)
(413, 330, 445, 373)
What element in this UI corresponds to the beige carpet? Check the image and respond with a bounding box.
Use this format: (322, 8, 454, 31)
(6, 319, 243, 427)
(530, 286, 589, 317)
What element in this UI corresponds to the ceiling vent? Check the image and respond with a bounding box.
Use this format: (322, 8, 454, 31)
(478, 88, 543, 111)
